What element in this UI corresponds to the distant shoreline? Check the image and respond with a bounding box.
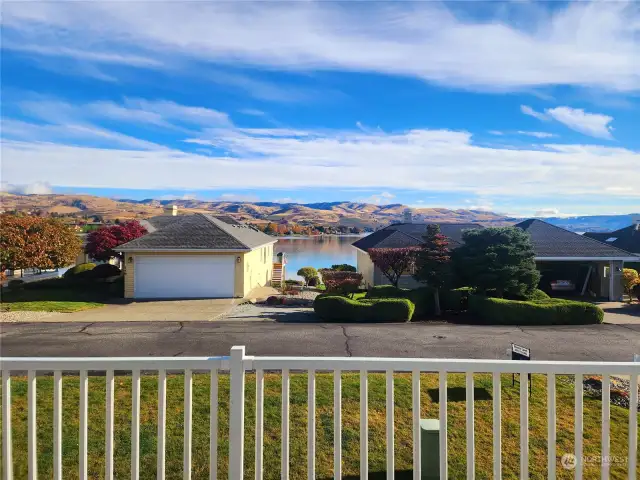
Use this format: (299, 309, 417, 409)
(272, 234, 367, 239)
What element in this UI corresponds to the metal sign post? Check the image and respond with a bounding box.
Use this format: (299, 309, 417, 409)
(511, 343, 532, 395)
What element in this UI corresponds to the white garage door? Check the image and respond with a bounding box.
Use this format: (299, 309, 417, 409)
(134, 255, 235, 298)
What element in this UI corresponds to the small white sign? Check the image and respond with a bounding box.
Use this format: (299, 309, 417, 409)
(512, 343, 530, 358)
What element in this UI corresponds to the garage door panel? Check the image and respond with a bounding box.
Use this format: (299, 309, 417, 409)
(134, 255, 235, 298)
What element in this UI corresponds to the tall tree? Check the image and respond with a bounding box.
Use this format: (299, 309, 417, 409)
(0, 214, 82, 273)
(452, 227, 540, 297)
(413, 224, 451, 315)
(368, 247, 418, 288)
(85, 221, 147, 261)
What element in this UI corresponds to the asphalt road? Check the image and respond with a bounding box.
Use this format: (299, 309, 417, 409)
(1, 321, 639, 361)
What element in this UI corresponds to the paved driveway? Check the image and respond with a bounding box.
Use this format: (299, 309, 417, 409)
(599, 301, 640, 325)
(58, 298, 241, 322)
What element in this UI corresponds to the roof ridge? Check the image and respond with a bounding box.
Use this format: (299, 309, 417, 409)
(200, 213, 251, 250)
(525, 219, 637, 256)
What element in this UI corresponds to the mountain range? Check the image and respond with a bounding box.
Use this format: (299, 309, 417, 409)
(0, 193, 635, 232)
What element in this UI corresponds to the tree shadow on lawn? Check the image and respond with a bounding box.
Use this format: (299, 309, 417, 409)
(427, 386, 492, 402)
(319, 472, 413, 480)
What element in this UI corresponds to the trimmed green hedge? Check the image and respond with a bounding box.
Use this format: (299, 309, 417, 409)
(63, 263, 96, 278)
(314, 295, 415, 322)
(469, 295, 603, 325)
(366, 285, 474, 316)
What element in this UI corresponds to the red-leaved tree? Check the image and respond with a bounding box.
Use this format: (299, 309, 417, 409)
(413, 224, 451, 315)
(368, 247, 419, 288)
(319, 270, 363, 297)
(85, 221, 147, 261)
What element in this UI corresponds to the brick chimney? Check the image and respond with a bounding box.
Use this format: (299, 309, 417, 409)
(403, 208, 413, 224)
(164, 205, 178, 216)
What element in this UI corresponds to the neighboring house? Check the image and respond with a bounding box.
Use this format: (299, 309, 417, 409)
(353, 219, 638, 301)
(118, 213, 277, 299)
(584, 218, 640, 270)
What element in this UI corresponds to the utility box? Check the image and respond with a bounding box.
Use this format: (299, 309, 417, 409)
(420, 419, 440, 479)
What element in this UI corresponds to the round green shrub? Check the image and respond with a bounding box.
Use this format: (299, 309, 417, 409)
(89, 263, 121, 279)
(528, 289, 551, 301)
(63, 263, 96, 278)
(331, 264, 356, 272)
(297, 267, 318, 283)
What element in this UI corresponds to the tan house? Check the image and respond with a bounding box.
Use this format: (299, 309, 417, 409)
(118, 213, 276, 299)
(353, 219, 638, 301)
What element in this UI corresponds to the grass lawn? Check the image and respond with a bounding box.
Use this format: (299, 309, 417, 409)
(1, 373, 636, 479)
(1, 280, 117, 312)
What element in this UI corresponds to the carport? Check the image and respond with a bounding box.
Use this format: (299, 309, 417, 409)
(516, 219, 639, 301)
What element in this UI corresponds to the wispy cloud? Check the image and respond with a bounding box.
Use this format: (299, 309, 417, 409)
(516, 131, 557, 138)
(521, 105, 614, 139)
(520, 105, 549, 121)
(3, 97, 638, 203)
(545, 106, 614, 140)
(3, 2, 640, 92)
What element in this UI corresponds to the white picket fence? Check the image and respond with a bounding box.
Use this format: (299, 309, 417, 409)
(1, 346, 639, 479)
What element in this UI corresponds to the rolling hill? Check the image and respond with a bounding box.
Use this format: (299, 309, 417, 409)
(0, 193, 515, 228)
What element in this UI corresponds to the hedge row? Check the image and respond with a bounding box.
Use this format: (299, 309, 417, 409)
(365, 285, 474, 316)
(469, 295, 604, 325)
(314, 296, 415, 322)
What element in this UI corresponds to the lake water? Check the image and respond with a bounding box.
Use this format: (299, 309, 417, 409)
(274, 236, 360, 279)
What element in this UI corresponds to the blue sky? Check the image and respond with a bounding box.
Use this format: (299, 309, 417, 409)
(1, 1, 638, 217)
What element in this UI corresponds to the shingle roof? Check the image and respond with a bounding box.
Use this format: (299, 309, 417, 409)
(140, 215, 182, 233)
(584, 225, 640, 255)
(352, 222, 483, 251)
(515, 219, 637, 258)
(119, 214, 274, 251)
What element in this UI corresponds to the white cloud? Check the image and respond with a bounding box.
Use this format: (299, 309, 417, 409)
(217, 193, 260, 202)
(545, 106, 614, 139)
(1, 181, 53, 195)
(521, 104, 615, 139)
(18, 97, 230, 129)
(516, 131, 557, 138)
(489, 130, 504, 136)
(520, 105, 549, 121)
(358, 192, 396, 205)
(2, 98, 639, 205)
(3, 2, 640, 92)
(534, 208, 560, 217)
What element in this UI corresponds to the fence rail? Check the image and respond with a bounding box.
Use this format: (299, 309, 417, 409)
(1, 347, 638, 479)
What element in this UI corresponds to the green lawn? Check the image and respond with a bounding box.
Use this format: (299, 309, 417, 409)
(0, 373, 636, 479)
(1, 284, 111, 312)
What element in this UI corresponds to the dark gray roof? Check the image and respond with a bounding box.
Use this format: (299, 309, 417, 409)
(584, 225, 640, 255)
(140, 215, 183, 233)
(119, 214, 274, 251)
(515, 219, 636, 258)
(352, 222, 482, 251)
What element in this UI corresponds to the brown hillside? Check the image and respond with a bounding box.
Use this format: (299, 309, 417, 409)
(0, 194, 515, 227)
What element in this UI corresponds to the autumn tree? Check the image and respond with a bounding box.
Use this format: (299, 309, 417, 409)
(368, 247, 419, 288)
(623, 268, 640, 301)
(414, 224, 451, 316)
(0, 214, 82, 274)
(85, 221, 147, 261)
(318, 269, 363, 297)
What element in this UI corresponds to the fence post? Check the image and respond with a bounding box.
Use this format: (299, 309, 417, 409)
(229, 346, 246, 480)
